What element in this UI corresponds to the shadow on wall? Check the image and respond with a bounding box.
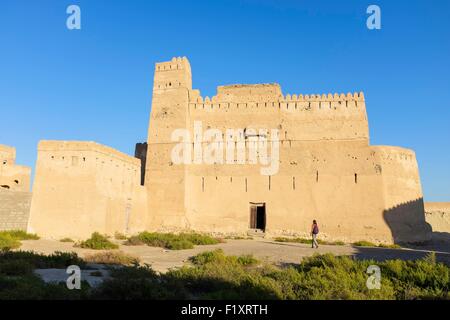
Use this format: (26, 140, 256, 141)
(383, 198, 450, 251)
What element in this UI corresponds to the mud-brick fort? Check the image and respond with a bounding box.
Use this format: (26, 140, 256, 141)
(1, 57, 448, 243)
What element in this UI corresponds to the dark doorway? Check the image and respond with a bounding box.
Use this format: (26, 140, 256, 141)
(250, 203, 266, 231)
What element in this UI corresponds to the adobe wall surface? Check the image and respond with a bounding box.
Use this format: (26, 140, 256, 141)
(27, 141, 147, 240)
(425, 203, 450, 234)
(0, 144, 31, 192)
(145, 57, 430, 244)
(0, 189, 32, 231)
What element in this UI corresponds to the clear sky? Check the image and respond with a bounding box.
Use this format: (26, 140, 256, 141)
(1, 0, 449, 201)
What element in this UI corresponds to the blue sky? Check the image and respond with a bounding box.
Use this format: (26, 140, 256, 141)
(1, 0, 449, 201)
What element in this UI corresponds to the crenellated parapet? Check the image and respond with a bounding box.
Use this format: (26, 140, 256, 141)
(153, 56, 192, 90)
(188, 86, 366, 116)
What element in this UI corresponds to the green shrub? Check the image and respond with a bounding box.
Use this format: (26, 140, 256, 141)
(189, 249, 259, 267)
(237, 255, 259, 266)
(127, 232, 221, 250)
(378, 243, 402, 249)
(352, 241, 402, 249)
(114, 232, 127, 240)
(0, 230, 40, 240)
(78, 232, 119, 250)
(0, 260, 35, 276)
(84, 251, 140, 265)
(0, 250, 85, 269)
(0, 234, 21, 250)
(352, 240, 377, 247)
(60, 238, 74, 243)
(274, 237, 345, 246)
(123, 235, 145, 246)
(166, 239, 194, 250)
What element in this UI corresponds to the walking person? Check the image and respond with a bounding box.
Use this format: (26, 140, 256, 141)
(311, 220, 319, 249)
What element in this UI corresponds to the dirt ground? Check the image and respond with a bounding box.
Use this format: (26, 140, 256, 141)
(18, 238, 450, 273)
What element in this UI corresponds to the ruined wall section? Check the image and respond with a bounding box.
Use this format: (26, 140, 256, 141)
(0, 145, 32, 231)
(0, 144, 31, 192)
(28, 141, 147, 240)
(425, 202, 450, 235)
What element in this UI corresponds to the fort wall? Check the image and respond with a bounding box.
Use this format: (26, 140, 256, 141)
(145, 57, 429, 244)
(27, 141, 147, 240)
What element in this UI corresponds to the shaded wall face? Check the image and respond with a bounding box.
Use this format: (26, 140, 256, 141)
(374, 147, 431, 243)
(28, 145, 147, 240)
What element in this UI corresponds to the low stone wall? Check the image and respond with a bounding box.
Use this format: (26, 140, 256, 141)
(0, 189, 32, 231)
(425, 202, 450, 234)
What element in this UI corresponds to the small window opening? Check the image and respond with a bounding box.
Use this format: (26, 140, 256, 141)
(355, 173, 358, 184)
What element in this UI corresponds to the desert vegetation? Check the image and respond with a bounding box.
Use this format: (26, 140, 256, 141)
(76, 232, 119, 250)
(274, 237, 402, 249)
(0, 230, 40, 250)
(0, 248, 448, 300)
(124, 232, 222, 250)
(274, 237, 345, 246)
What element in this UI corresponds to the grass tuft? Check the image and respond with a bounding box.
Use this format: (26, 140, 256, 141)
(77, 232, 119, 250)
(125, 232, 221, 250)
(0, 230, 40, 251)
(84, 251, 140, 266)
(114, 232, 127, 240)
(274, 237, 346, 246)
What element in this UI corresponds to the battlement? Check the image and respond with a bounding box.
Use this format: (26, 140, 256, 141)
(188, 89, 366, 115)
(155, 56, 191, 73)
(153, 57, 192, 90)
